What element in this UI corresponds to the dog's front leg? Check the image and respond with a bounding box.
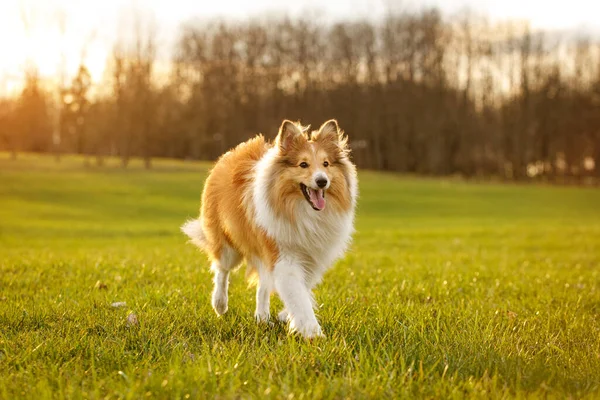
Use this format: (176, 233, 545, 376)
(273, 258, 324, 339)
(253, 259, 273, 323)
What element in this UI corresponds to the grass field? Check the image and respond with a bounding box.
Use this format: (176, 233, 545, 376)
(1, 153, 599, 399)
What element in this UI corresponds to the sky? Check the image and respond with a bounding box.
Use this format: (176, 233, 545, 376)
(0, 0, 599, 94)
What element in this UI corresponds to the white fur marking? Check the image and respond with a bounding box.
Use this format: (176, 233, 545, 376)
(210, 244, 241, 316)
(211, 264, 229, 316)
(181, 218, 207, 249)
(273, 257, 324, 338)
(252, 258, 273, 323)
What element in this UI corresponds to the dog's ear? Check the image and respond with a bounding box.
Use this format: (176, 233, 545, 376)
(276, 120, 305, 152)
(315, 119, 348, 147)
(316, 120, 340, 142)
(314, 119, 350, 156)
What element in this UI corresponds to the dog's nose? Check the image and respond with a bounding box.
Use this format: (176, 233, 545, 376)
(316, 178, 328, 188)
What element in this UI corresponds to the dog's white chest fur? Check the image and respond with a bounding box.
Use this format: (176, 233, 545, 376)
(252, 148, 356, 283)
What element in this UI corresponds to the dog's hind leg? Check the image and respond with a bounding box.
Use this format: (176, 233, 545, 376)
(277, 309, 289, 323)
(210, 243, 241, 316)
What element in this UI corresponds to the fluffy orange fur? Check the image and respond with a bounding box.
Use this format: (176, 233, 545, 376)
(198, 121, 354, 275)
(200, 135, 279, 272)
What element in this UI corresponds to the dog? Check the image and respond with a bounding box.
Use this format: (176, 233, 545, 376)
(181, 119, 358, 338)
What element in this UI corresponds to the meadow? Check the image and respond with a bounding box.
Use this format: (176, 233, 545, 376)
(1, 154, 599, 399)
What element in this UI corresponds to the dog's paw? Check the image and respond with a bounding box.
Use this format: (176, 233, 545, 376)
(277, 309, 289, 323)
(254, 311, 271, 324)
(211, 291, 228, 316)
(289, 320, 325, 339)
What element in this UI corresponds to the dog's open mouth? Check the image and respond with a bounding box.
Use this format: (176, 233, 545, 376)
(300, 183, 326, 211)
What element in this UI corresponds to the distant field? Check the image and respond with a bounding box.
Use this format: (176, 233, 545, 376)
(1, 153, 599, 399)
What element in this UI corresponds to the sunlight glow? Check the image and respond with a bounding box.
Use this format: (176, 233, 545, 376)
(0, 0, 598, 95)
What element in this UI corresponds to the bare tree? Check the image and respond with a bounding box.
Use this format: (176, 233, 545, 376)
(3, 8, 600, 184)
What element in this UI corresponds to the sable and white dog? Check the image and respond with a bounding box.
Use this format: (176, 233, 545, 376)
(181, 119, 357, 338)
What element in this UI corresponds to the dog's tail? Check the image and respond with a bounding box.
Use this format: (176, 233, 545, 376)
(181, 218, 208, 250)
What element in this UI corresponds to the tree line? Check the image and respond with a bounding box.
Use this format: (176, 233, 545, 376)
(1, 8, 599, 182)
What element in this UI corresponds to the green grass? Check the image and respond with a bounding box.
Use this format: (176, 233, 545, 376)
(1, 153, 599, 399)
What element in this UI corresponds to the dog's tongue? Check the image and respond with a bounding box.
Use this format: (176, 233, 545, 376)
(309, 188, 326, 210)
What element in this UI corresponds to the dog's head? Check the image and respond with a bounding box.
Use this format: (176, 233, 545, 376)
(271, 119, 355, 215)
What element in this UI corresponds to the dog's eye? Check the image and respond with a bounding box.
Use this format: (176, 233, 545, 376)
(299, 162, 309, 168)
(323, 161, 329, 167)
